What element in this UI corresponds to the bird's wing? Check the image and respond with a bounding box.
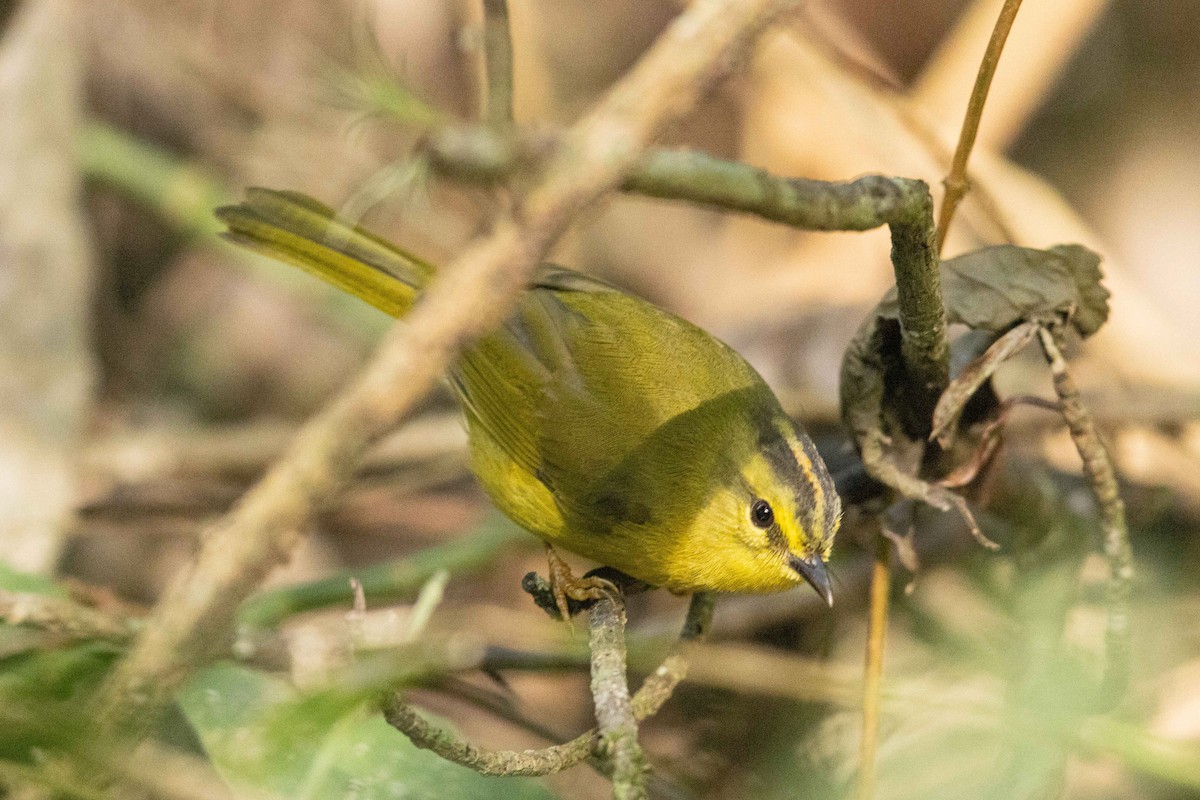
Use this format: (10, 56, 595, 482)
(452, 267, 761, 518)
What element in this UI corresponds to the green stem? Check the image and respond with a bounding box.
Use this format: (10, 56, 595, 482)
(237, 517, 527, 628)
(936, 0, 1026, 250)
(480, 0, 515, 127)
(79, 121, 228, 236)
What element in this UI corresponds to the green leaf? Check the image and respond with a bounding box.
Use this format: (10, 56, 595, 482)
(179, 663, 558, 800)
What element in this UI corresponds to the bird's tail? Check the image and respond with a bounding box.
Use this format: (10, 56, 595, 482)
(216, 188, 435, 318)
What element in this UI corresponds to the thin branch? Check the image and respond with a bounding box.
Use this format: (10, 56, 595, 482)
(480, 0, 514, 127)
(424, 127, 931, 230)
(936, 0, 1025, 252)
(587, 594, 646, 799)
(96, 0, 801, 733)
(1037, 326, 1133, 704)
(383, 701, 587, 777)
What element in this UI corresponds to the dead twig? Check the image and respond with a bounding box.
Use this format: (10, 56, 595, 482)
(856, 530, 891, 800)
(1037, 325, 1133, 704)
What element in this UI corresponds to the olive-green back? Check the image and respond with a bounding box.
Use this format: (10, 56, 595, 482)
(216, 188, 772, 525)
(453, 268, 769, 517)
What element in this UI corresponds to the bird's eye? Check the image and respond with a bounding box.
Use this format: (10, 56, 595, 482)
(750, 499, 774, 528)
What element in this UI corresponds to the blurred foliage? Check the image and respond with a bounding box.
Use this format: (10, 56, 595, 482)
(179, 663, 554, 800)
(1, 0, 1200, 799)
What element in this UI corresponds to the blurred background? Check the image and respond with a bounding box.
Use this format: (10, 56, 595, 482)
(2, 0, 1200, 798)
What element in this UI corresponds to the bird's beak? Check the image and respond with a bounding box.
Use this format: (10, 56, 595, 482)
(789, 554, 833, 607)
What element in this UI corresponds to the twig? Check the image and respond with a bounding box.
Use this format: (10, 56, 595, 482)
(587, 594, 646, 799)
(480, 0, 514, 127)
(383, 701, 593, 776)
(935, 0, 1025, 252)
(1036, 326, 1133, 703)
(857, 532, 891, 800)
(96, 0, 800, 733)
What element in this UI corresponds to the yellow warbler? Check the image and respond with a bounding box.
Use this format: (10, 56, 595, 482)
(218, 189, 840, 608)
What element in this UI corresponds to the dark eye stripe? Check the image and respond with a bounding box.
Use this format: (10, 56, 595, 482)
(759, 431, 817, 516)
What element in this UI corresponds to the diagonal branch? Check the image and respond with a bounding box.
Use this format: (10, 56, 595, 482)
(936, 0, 1026, 251)
(95, 0, 802, 733)
(1037, 326, 1133, 704)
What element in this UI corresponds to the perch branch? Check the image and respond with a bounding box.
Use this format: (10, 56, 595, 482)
(587, 594, 646, 798)
(96, 0, 800, 733)
(384, 593, 714, 778)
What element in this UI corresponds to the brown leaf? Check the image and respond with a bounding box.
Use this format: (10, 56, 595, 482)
(931, 320, 1039, 447)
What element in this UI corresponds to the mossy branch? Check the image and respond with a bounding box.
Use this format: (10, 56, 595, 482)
(425, 127, 932, 230)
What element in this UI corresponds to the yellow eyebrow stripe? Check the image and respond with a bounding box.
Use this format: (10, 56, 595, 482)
(777, 418, 824, 537)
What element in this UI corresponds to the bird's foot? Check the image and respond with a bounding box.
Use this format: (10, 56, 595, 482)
(544, 544, 618, 622)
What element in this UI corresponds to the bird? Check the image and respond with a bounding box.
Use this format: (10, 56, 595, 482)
(217, 188, 841, 615)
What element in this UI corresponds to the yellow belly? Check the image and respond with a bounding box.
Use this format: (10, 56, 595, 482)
(468, 425, 802, 594)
